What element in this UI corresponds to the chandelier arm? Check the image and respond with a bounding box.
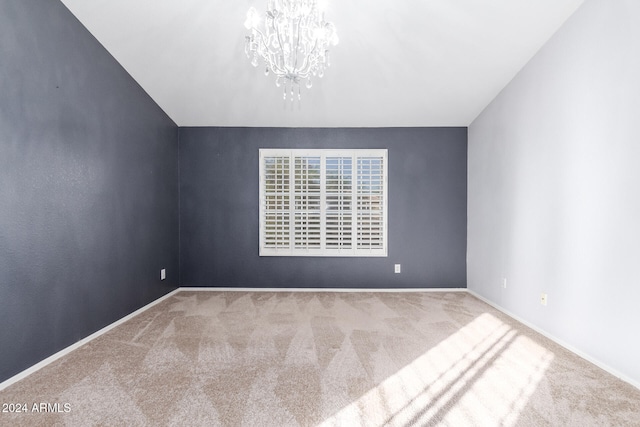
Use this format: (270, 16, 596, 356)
(269, 56, 288, 75)
(293, 18, 303, 72)
(253, 27, 271, 54)
(274, 22, 289, 72)
(297, 46, 323, 76)
(266, 37, 288, 75)
(298, 52, 311, 75)
(297, 37, 318, 76)
(251, 27, 273, 66)
(252, 27, 286, 75)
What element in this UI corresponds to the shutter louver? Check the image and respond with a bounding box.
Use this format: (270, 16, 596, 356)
(294, 156, 321, 249)
(325, 156, 353, 250)
(262, 155, 290, 250)
(357, 156, 385, 250)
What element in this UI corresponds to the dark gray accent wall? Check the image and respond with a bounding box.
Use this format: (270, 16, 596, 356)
(179, 127, 467, 289)
(0, 0, 179, 382)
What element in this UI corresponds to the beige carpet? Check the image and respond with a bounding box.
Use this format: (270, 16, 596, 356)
(1, 291, 639, 426)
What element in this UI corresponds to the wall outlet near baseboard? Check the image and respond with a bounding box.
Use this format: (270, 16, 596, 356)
(540, 293, 547, 306)
(394, 264, 401, 274)
(502, 278, 507, 289)
(161, 269, 166, 280)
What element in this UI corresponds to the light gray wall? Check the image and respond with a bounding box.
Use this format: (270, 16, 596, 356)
(0, 0, 179, 382)
(468, 0, 640, 386)
(179, 127, 467, 289)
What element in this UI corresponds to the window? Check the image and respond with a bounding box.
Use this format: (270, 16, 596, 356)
(259, 149, 388, 256)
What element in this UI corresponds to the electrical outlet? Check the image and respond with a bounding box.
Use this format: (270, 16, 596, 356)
(502, 278, 507, 289)
(394, 264, 401, 274)
(540, 293, 547, 306)
(161, 269, 166, 280)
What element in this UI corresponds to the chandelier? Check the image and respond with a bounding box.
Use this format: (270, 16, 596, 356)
(244, 0, 339, 100)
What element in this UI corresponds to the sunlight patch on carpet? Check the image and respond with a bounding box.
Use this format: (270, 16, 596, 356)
(319, 312, 554, 426)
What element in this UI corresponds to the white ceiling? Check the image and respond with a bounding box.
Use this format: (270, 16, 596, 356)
(60, 0, 584, 127)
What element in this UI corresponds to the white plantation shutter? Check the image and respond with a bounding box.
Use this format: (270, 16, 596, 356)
(325, 155, 353, 250)
(262, 155, 290, 249)
(260, 149, 387, 257)
(357, 156, 385, 250)
(294, 155, 321, 249)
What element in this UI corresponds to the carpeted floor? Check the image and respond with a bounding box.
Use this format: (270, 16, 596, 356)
(1, 291, 639, 426)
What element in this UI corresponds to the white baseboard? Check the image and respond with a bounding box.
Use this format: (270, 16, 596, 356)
(0, 288, 180, 392)
(466, 289, 640, 391)
(178, 287, 467, 293)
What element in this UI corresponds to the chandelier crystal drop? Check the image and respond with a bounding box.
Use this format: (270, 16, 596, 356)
(244, 0, 339, 100)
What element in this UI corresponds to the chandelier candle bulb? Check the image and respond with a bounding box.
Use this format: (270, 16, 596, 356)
(244, 0, 338, 101)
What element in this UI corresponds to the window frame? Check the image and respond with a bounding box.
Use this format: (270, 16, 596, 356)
(259, 148, 388, 257)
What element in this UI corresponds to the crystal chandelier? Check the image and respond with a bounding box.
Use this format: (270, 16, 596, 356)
(244, 0, 339, 100)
